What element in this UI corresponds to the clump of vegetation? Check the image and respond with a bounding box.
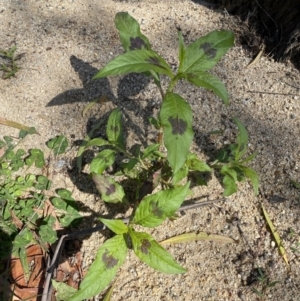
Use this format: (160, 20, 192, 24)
(0, 46, 23, 79)
(0, 130, 80, 298)
(252, 267, 279, 300)
(51, 12, 259, 301)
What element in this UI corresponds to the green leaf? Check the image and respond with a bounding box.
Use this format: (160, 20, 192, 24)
(39, 216, 57, 244)
(25, 149, 45, 168)
(222, 173, 237, 196)
(115, 12, 151, 52)
(12, 229, 34, 256)
(129, 229, 186, 274)
(19, 247, 30, 283)
(46, 135, 68, 155)
(184, 72, 229, 105)
(132, 182, 190, 227)
(233, 118, 248, 160)
(93, 50, 173, 79)
(172, 165, 188, 185)
(35, 175, 51, 190)
(186, 153, 211, 172)
(240, 151, 257, 164)
(99, 218, 128, 234)
(148, 117, 160, 129)
(106, 108, 124, 147)
(291, 179, 300, 189)
(159, 93, 194, 173)
(179, 30, 234, 73)
(92, 174, 125, 203)
(178, 31, 186, 63)
(76, 119, 107, 171)
(68, 235, 127, 301)
(142, 143, 160, 159)
(56, 188, 74, 200)
(90, 149, 116, 174)
(120, 158, 139, 178)
(241, 166, 259, 195)
(52, 280, 77, 301)
(52, 197, 67, 210)
(221, 164, 237, 181)
(85, 138, 110, 148)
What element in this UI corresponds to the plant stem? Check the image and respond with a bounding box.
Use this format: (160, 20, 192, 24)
(167, 74, 180, 93)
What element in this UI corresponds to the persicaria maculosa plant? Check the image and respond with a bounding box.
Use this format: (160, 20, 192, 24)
(65, 12, 258, 301)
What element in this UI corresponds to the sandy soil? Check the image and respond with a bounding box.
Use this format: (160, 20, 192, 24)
(1, 0, 300, 300)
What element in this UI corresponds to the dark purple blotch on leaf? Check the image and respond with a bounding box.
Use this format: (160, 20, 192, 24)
(168, 117, 187, 135)
(146, 57, 166, 69)
(150, 200, 164, 218)
(102, 250, 118, 269)
(140, 239, 151, 254)
(106, 184, 116, 196)
(110, 125, 119, 134)
(130, 37, 146, 50)
(199, 42, 217, 59)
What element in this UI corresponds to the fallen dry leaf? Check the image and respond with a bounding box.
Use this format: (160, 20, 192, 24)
(10, 244, 47, 301)
(10, 210, 23, 230)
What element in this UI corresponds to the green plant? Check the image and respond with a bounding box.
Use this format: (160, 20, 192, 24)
(288, 228, 300, 254)
(211, 118, 258, 196)
(252, 268, 279, 300)
(0, 132, 81, 280)
(65, 12, 258, 300)
(0, 46, 23, 79)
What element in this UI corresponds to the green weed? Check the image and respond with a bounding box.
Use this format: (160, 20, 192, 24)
(0, 46, 23, 79)
(58, 12, 259, 301)
(252, 268, 279, 300)
(0, 132, 80, 280)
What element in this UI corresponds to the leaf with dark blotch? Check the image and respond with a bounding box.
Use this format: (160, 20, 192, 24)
(115, 12, 151, 52)
(146, 56, 166, 69)
(132, 182, 190, 228)
(68, 235, 127, 301)
(199, 42, 217, 59)
(129, 230, 186, 274)
(93, 50, 173, 79)
(102, 250, 119, 269)
(130, 37, 147, 50)
(150, 201, 164, 218)
(159, 93, 193, 173)
(110, 125, 119, 134)
(106, 109, 124, 148)
(140, 239, 151, 254)
(92, 174, 125, 203)
(168, 116, 187, 135)
(106, 184, 116, 196)
(178, 30, 234, 73)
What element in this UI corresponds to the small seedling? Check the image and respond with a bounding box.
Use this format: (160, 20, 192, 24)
(60, 12, 259, 301)
(0, 46, 24, 79)
(288, 228, 300, 254)
(252, 268, 279, 300)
